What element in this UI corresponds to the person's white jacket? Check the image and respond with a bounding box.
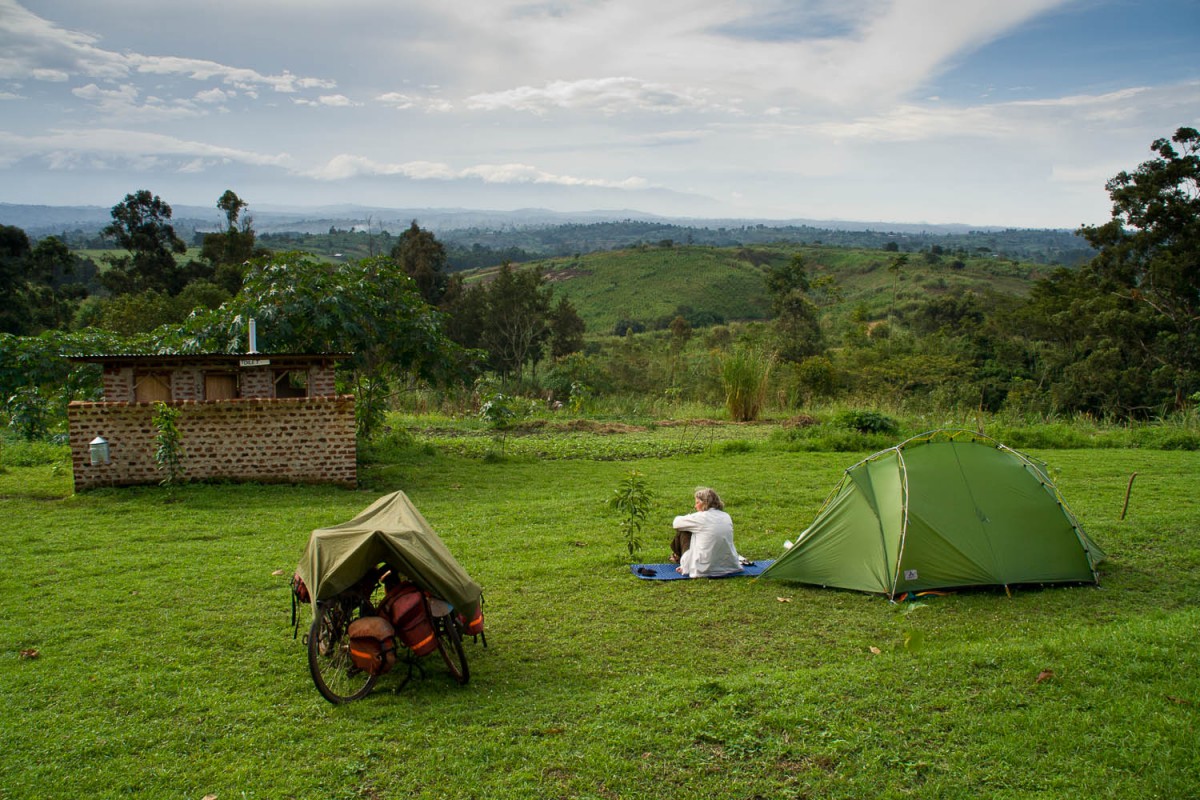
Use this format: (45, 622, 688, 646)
(672, 508, 743, 578)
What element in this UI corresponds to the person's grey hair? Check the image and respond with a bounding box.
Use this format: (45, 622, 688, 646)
(694, 487, 724, 511)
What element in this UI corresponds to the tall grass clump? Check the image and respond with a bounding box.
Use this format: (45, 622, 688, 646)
(721, 346, 773, 422)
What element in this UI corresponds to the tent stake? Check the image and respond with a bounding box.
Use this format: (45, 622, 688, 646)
(1120, 472, 1138, 520)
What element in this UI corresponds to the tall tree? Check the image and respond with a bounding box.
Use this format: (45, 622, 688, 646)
(217, 189, 248, 230)
(0, 225, 32, 334)
(391, 221, 449, 305)
(201, 189, 262, 294)
(548, 296, 586, 359)
(482, 263, 552, 381)
(1076, 126, 1200, 407)
(765, 254, 823, 363)
(0, 228, 82, 334)
(100, 190, 188, 296)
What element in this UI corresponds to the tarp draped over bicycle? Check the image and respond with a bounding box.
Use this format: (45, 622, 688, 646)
(296, 491, 483, 618)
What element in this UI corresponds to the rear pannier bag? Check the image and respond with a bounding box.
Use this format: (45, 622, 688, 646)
(383, 583, 438, 657)
(457, 605, 485, 637)
(347, 616, 396, 676)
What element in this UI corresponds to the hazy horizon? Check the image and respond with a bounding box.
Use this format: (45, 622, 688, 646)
(2, 1, 1197, 229)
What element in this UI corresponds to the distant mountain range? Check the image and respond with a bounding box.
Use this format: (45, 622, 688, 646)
(0, 202, 1033, 238)
(0, 202, 1095, 266)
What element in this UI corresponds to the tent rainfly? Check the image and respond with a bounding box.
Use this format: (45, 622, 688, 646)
(296, 491, 482, 618)
(759, 430, 1105, 598)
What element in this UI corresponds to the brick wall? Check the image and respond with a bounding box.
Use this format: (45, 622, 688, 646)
(103, 366, 134, 401)
(68, 396, 357, 491)
(95, 361, 340, 402)
(240, 368, 274, 398)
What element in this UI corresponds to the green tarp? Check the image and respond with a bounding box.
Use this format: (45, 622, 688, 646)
(760, 431, 1105, 597)
(296, 491, 482, 617)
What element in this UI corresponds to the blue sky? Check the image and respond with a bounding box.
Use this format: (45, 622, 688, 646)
(1, 0, 1197, 228)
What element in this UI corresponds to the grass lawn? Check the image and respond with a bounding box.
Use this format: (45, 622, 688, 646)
(1, 444, 1197, 799)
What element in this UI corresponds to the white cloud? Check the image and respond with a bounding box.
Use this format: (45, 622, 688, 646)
(0, 0, 1193, 226)
(71, 82, 203, 121)
(804, 83, 1200, 144)
(306, 153, 648, 189)
(377, 92, 455, 112)
(293, 94, 358, 107)
(0, 128, 291, 170)
(195, 87, 233, 104)
(467, 77, 717, 115)
(0, 0, 337, 100)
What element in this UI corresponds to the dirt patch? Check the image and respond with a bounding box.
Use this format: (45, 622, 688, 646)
(504, 419, 647, 435)
(562, 419, 646, 434)
(544, 267, 593, 282)
(781, 414, 819, 428)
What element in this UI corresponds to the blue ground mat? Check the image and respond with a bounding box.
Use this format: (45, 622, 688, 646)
(630, 560, 775, 581)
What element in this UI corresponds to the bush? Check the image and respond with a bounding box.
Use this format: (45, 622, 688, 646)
(770, 426, 897, 453)
(836, 410, 899, 435)
(358, 427, 435, 464)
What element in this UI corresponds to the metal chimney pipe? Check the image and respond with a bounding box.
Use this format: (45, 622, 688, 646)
(248, 318, 258, 354)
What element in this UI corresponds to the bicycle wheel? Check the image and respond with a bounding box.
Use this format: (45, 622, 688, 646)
(433, 613, 469, 685)
(307, 600, 379, 704)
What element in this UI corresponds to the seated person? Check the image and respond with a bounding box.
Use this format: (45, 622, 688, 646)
(671, 487, 744, 578)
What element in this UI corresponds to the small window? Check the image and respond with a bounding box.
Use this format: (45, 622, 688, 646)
(134, 373, 171, 403)
(274, 370, 308, 398)
(205, 373, 238, 400)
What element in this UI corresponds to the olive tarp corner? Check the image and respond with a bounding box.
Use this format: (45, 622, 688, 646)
(296, 490, 482, 618)
(759, 430, 1105, 598)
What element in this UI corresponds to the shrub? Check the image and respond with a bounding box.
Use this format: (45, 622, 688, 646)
(836, 409, 899, 435)
(607, 469, 654, 559)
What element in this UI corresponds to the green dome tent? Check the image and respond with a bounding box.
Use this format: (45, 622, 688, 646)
(759, 430, 1105, 598)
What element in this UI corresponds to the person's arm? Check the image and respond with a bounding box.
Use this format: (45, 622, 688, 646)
(672, 511, 701, 531)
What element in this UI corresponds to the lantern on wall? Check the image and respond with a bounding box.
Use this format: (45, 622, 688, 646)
(89, 436, 110, 466)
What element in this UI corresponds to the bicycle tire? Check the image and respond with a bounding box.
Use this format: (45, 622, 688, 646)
(307, 600, 379, 704)
(433, 613, 469, 685)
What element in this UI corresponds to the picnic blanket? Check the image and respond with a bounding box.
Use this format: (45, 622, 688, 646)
(630, 560, 775, 581)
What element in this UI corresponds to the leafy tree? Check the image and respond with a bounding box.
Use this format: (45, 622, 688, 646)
(100, 191, 189, 296)
(1076, 126, 1200, 408)
(0, 328, 140, 438)
(1019, 266, 1164, 415)
(176, 252, 464, 438)
(439, 275, 488, 353)
(217, 190, 248, 229)
(0, 228, 84, 334)
(0, 225, 33, 334)
(483, 264, 552, 381)
(391, 221, 449, 305)
(25, 236, 81, 331)
(548, 296, 586, 359)
(765, 254, 823, 363)
(200, 190, 264, 293)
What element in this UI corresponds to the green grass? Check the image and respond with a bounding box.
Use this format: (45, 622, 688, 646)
(476, 243, 1046, 335)
(1, 441, 1197, 799)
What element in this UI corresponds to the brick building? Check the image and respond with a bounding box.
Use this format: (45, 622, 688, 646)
(67, 353, 356, 491)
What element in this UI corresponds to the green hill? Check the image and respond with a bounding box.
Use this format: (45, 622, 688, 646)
(474, 243, 1053, 336)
